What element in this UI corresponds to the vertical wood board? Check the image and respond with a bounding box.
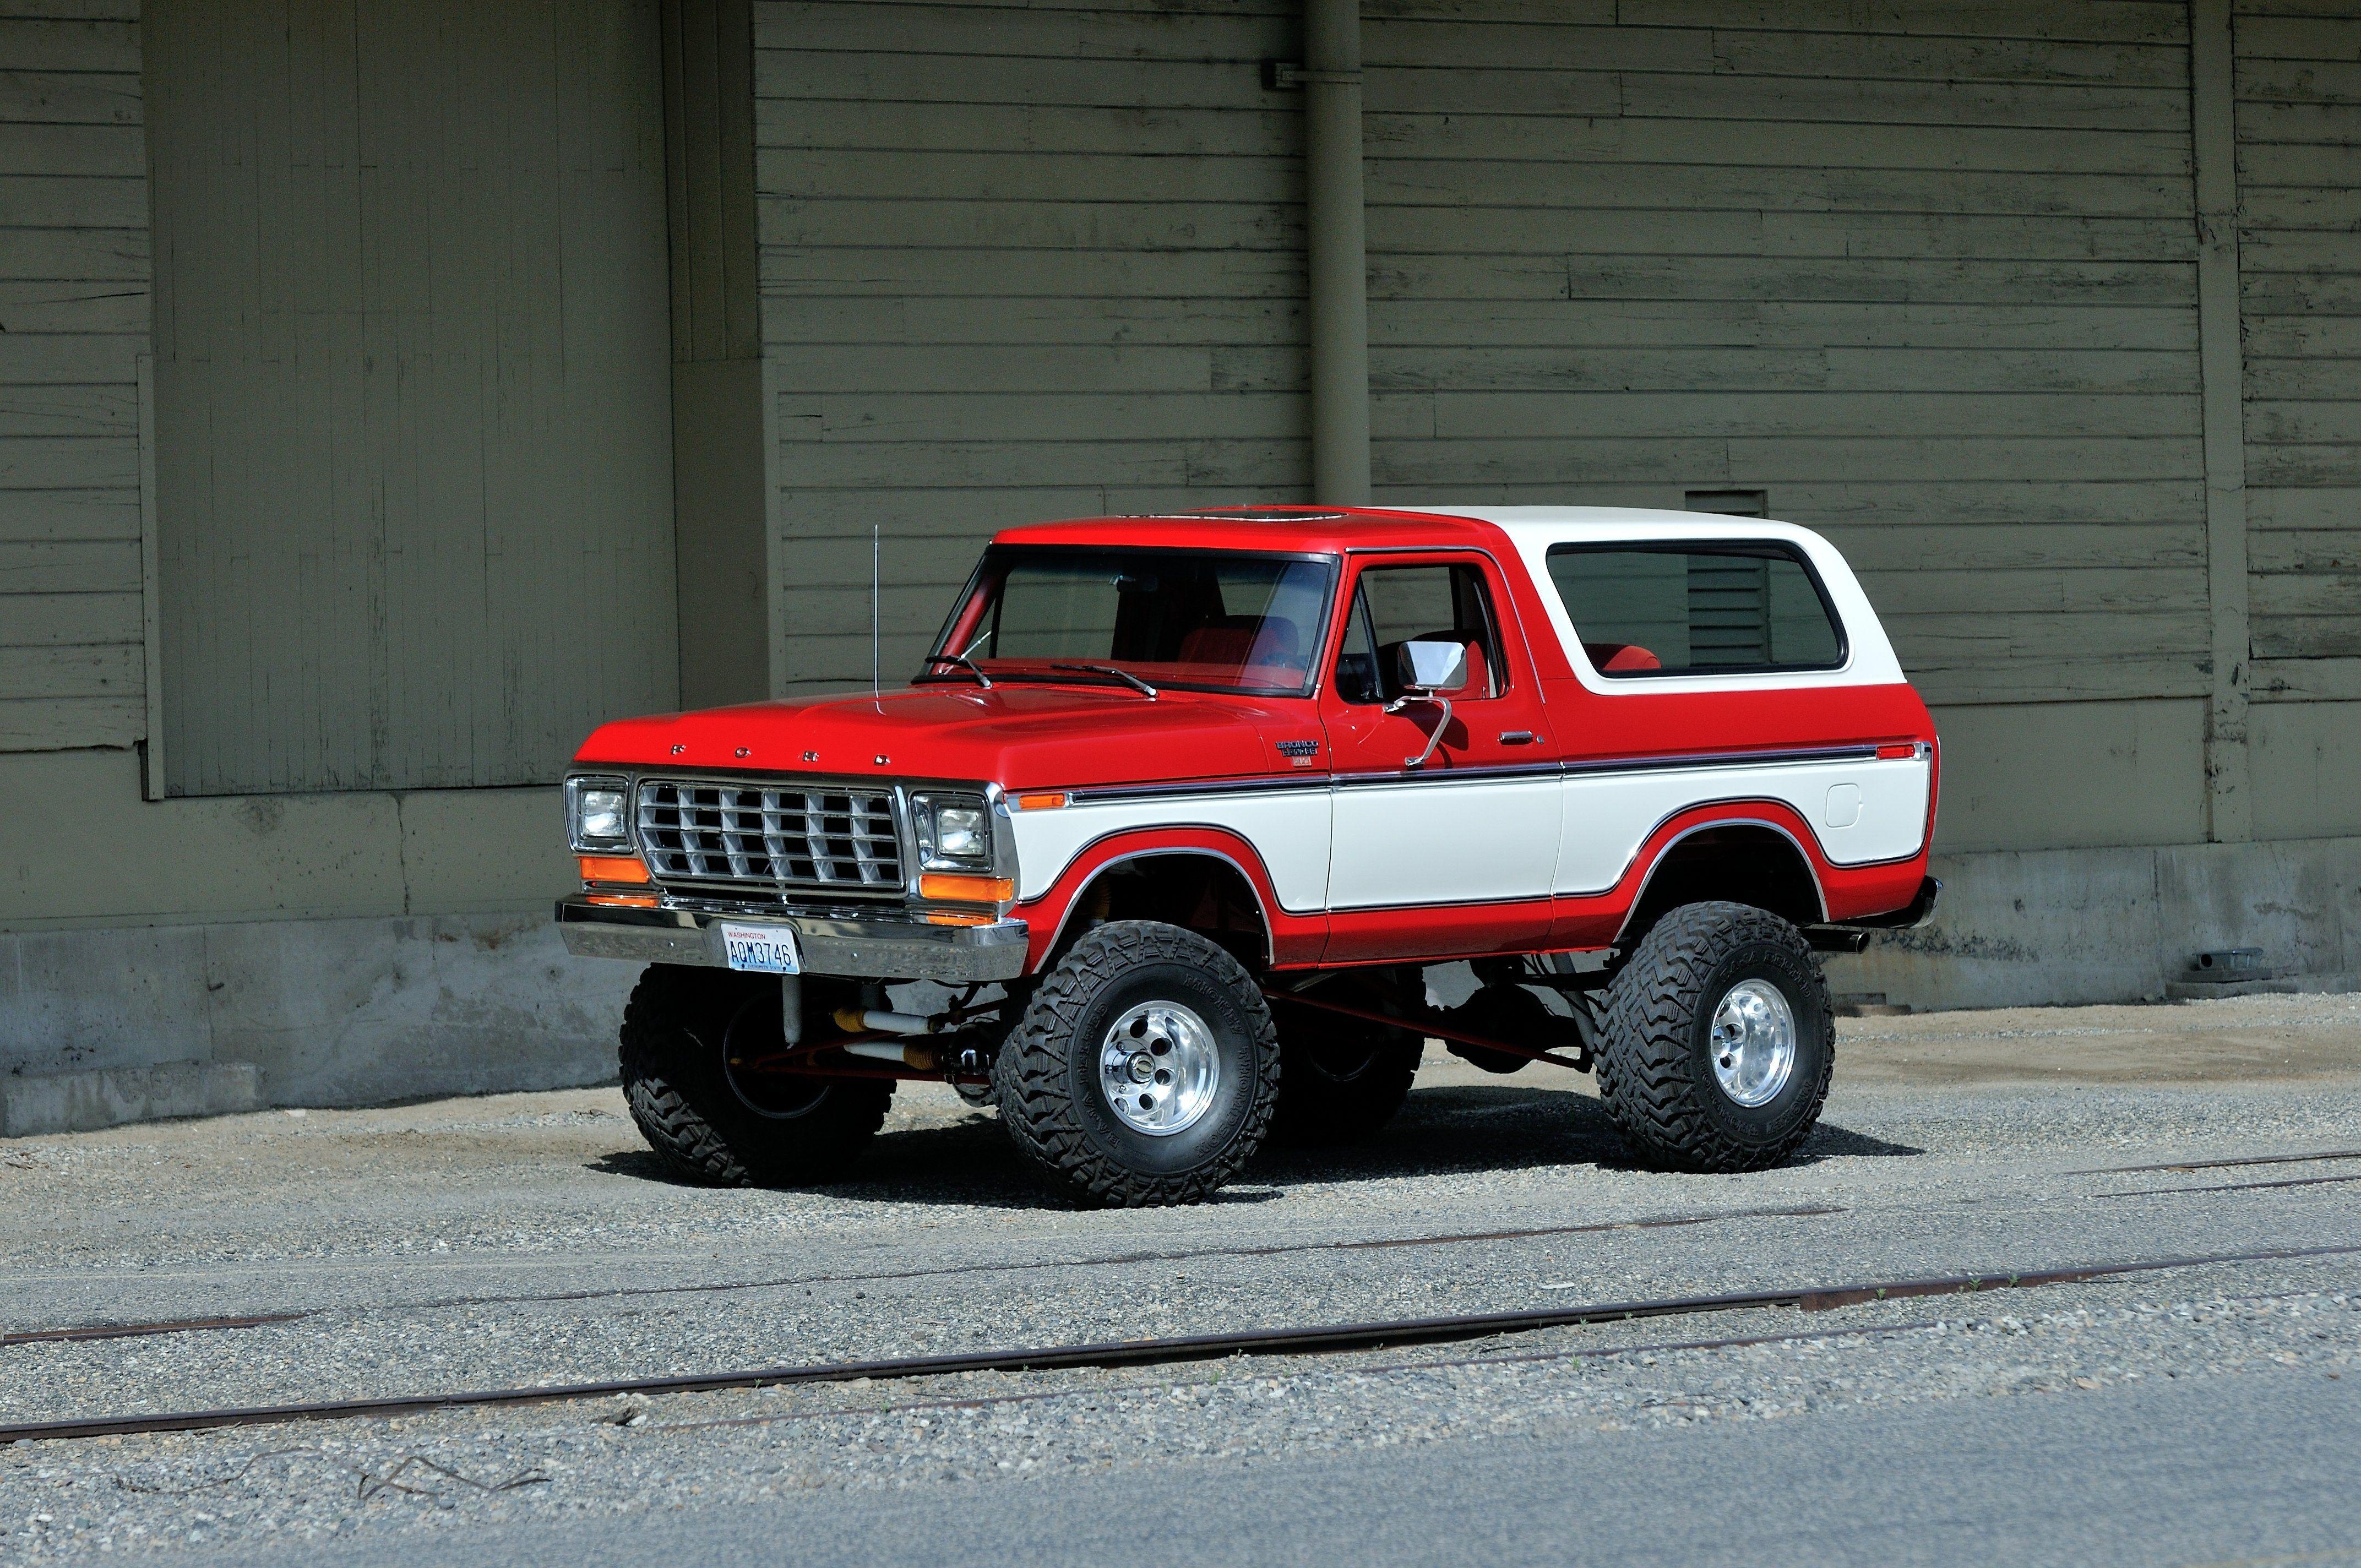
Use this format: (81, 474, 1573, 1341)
(146, 0, 680, 794)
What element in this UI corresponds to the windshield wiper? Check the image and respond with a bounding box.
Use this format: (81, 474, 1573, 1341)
(921, 653, 992, 689)
(1049, 662, 1158, 699)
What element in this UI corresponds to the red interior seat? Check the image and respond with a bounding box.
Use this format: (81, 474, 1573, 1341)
(1177, 619, 1258, 667)
(1585, 641, 1660, 673)
(1243, 619, 1300, 673)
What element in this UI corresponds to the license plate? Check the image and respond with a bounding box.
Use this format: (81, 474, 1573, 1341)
(721, 924, 801, 974)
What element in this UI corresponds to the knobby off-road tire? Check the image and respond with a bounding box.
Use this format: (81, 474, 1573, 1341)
(619, 965, 893, 1188)
(1595, 901, 1834, 1173)
(991, 921, 1280, 1206)
(1268, 981, 1422, 1146)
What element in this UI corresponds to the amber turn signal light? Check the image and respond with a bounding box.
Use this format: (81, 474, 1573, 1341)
(1013, 791, 1069, 812)
(578, 855, 650, 884)
(918, 873, 1015, 903)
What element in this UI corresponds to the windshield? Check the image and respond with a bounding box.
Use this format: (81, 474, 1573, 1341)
(925, 547, 1338, 696)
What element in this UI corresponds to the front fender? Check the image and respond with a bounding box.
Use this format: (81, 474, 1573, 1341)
(1009, 825, 1329, 971)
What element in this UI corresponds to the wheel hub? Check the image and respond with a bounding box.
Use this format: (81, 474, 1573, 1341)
(720, 995, 829, 1120)
(1707, 979, 1797, 1108)
(1098, 1001, 1218, 1136)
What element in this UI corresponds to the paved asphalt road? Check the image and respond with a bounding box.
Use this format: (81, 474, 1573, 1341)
(2, 992, 2357, 1564)
(222, 1360, 2361, 1568)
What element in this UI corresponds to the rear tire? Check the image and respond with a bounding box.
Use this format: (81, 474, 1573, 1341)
(1595, 902, 1833, 1173)
(992, 921, 1279, 1206)
(619, 965, 894, 1187)
(1268, 977, 1422, 1145)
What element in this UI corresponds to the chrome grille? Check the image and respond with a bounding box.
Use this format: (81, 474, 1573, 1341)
(636, 780, 904, 892)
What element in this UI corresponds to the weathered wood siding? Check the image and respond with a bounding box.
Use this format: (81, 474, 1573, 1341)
(0, 0, 148, 753)
(1362, 1, 2209, 717)
(2239, 2, 2361, 671)
(752, 0, 1309, 691)
(144, 0, 681, 795)
(2228, 6, 2361, 840)
(2234, 2, 2361, 838)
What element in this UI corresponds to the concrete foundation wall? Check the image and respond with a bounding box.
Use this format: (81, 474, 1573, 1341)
(1829, 835, 2361, 1012)
(0, 746, 624, 1137)
(0, 911, 631, 1134)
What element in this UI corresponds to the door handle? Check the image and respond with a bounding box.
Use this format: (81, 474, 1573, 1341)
(1499, 729, 1535, 745)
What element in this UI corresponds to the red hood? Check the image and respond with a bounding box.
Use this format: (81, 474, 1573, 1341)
(575, 684, 1297, 790)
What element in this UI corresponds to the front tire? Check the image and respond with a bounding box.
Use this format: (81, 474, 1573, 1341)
(619, 966, 894, 1187)
(992, 921, 1279, 1206)
(1595, 902, 1833, 1173)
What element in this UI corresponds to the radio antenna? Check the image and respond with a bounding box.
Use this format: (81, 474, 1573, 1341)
(871, 522, 883, 709)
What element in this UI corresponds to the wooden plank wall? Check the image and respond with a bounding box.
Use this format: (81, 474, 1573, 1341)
(0, 0, 148, 754)
(2234, 1, 2361, 837)
(752, 0, 1309, 691)
(2237, 4, 2361, 689)
(1362, 0, 2210, 714)
(144, 0, 681, 794)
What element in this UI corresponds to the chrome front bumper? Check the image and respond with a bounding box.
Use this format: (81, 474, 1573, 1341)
(554, 898, 1031, 984)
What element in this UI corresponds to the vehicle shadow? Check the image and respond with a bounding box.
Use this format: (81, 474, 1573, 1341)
(591, 1082, 1921, 1205)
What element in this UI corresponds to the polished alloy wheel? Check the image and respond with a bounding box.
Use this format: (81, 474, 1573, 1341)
(1707, 978, 1797, 1107)
(1098, 1000, 1220, 1135)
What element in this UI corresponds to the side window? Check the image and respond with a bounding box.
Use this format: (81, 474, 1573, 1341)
(1545, 544, 1845, 677)
(1333, 562, 1503, 704)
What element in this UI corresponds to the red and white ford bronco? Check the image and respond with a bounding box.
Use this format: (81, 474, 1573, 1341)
(557, 506, 1938, 1206)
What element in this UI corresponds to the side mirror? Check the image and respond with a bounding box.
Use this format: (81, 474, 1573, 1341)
(1395, 639, 1467, 694)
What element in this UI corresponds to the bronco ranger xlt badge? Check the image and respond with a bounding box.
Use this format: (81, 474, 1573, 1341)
(556, 505, 1939, 1207)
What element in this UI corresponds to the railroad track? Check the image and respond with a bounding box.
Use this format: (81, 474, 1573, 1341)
(2, 1200, 1846, 1349)
(18, 1138, 2361, 1360)
(5, 1240, 2358, 1448)
(2066, 1148, 2361, 1175)
(13, 1146, 2358, 1353)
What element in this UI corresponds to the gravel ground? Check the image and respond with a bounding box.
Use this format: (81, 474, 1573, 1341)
(2, 992, 2358, 1562)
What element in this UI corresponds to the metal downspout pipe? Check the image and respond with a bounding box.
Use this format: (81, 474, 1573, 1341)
(1303, 0, 1370, 506)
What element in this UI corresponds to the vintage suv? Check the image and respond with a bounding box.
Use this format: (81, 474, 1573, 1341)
(557, 506, 1938, 1206)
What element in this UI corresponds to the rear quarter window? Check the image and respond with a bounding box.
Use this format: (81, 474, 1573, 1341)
(1545, 543, 1846, 678)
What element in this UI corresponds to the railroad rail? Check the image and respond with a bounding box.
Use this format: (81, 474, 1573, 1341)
(2, 1201, 1845, 1349)
(2068, 1148, 2361, 1176)
(2096, 1171, 2361, 1200)
(6, 1241, 2358, 1447)
(10, 1149, 2358, 1352)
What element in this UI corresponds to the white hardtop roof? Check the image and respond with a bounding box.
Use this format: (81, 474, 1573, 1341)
(1405, 505, 1905, 693)
(1408, 504, 1831, 551)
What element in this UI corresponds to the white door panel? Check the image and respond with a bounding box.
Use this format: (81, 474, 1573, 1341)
(1556, 758, 1930, 896)
(1009, 788, 1332, 912)
(1329, 775, 1560, 910)
(1011, 758, 1926, 918)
